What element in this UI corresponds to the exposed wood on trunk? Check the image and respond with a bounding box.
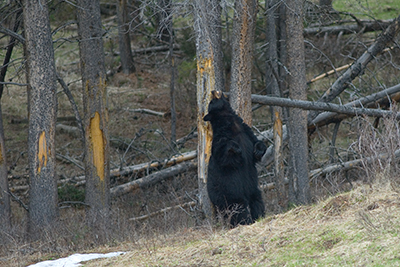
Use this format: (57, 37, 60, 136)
(111, 161, 197, 198)
(129, 201, 196, 222)
(77, 0, 110, 230)
(194, 0, 221, 219)
(229, 0, 257, 125)
(23, 0, 58, 237)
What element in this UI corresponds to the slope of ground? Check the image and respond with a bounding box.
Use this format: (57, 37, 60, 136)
(78, 181, 400, 266)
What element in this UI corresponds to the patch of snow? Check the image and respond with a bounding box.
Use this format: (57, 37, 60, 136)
(27, 251, 126, 267)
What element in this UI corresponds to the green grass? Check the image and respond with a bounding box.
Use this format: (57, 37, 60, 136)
(334, 0, 400, 20)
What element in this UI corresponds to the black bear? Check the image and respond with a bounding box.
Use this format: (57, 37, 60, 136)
(204, 90, 267, 226)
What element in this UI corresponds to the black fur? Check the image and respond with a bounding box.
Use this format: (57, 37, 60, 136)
(204, 92, 266, 226)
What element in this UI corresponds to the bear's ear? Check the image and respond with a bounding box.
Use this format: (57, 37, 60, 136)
(204, 113, 212, 121)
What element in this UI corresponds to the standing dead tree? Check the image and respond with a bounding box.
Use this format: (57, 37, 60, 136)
(193, 0, 223, 219)
(23, 0, 59, 238)
(77, 0, 110, 234)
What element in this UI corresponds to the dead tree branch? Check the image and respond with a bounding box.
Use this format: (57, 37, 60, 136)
(311, 82, 400, 130)
(111, 161, 197, 198)
(310, 149, 400, 180)
(252, 95, 400, 118)
(309, 14, 400, 121)
(125, 108, 166, 117)
(129, 201, 196, 221)
(304, 19, 392, 36)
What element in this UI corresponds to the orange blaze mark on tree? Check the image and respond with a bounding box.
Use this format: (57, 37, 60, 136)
(274, 111, 282, 137)
(90, 112, 105, 181)
(37, 131, 49, 174)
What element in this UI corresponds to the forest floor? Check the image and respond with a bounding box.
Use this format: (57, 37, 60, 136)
(2, 1, 400, 265)
(19, 181, 400, 266)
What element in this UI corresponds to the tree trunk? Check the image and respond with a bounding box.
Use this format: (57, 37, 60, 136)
(23, 0, 58, 237)
(77, 0, 110, 233)
(285, 0, 310, 205)
(117, 0, 135, 74)
(266, 0, 286, 209)
(194, 0, 223, 219)
(229, 0, 257, 125)
(0, 102, 10, 230)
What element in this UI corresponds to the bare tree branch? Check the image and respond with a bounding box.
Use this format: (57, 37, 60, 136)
(252, 94, 400, 118)
(111, 161, 197, 198)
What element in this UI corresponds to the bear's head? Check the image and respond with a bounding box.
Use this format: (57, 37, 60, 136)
(203, 90, 234, 122)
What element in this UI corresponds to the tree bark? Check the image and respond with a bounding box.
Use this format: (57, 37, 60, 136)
(285, 0, 310, 205)
(77, 0, 110, 232)
(229, 0, 257, 125)
(266, 0, 286, 208)
(194, 0, 222, 219)
(23, 0, 58, 237)
(117, 0, 135, 74)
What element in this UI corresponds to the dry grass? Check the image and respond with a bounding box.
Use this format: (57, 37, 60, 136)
(73, 182, 400, 267)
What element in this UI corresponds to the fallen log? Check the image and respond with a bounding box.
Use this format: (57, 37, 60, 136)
(129, 201, 196, 222)
(311, 82, 400, 130)
(126, 108, 166, 117)
(310, 149, 400, 180)
(9, 151, 198, 192)
(304, 19, 392, 36)
(251, 95, 400, 119)
(111, 161, 197, 198)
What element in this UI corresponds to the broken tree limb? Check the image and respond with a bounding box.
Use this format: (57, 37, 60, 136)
(304, 19, 392, 36)
(251, 95, 400, 119)
(256, 83, 400, 167)
(110, 161, 197, 198)
(310, 14, 400, 119)
(126, 108, 166, 117)
(310, 149, 400, 180)
(129, 201, 196, 222)
(308, 63, 351, 84)
(311, 82, 400, 130)
(109, 150, 197, 179)
(9, 151, 198, 192)
(56, 73, 85, 145)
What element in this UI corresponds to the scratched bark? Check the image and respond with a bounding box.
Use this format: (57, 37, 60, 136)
(77, 0, 110, 229)
(23, 0, 58, 237)
(194, 0, 223, 218)
(230, 0, 257, 126)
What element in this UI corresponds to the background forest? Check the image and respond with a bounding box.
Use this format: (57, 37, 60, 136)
(1, 0, 400, 266)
